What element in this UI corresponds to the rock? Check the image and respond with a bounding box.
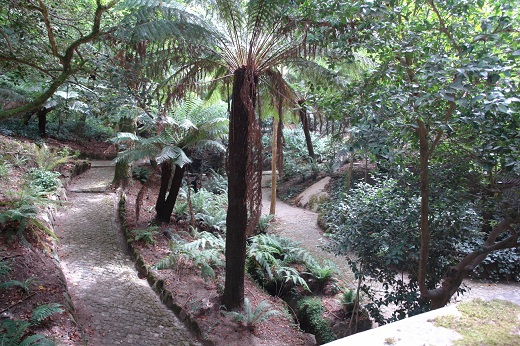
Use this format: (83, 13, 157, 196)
(294, 176, 331, 211)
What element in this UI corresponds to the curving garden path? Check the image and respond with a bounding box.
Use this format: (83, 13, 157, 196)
(261, 187, 520, 305)
(56, 161, 200, 346)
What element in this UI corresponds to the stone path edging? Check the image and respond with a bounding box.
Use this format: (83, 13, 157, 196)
(56, 162, 200, 345)
(117, 191, 214, 346)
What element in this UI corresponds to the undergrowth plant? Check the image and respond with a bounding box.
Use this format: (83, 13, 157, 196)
(0, 303, 63, 345)
(0, 184, 56, 243)
(152, 228, 225, 282)
(129, 225, 160, 245)
(246, 234, 338, 295)
(225, 298, 280, 331)
(0, 277, 37, 296)
(0, 258, 63, 346)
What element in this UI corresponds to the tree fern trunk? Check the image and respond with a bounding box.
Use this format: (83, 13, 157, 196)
(155, 161, 172, 222)
(299, 101, 315, 160)
(276, 114, 284, 179)
(156, 164, 185, 224)
(223, 67, 256, 309)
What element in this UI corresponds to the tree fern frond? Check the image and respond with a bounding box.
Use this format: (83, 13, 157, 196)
(110, 132, 141, 145)
(156, 145, 191, 166)
(29, 303, 63, 326)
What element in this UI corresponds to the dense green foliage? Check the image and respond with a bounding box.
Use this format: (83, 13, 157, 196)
(1, 0, 518, 331)
(297, 297, 335, 345)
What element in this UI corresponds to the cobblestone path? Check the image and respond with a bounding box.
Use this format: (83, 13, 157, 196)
(56, 162, 200, 346)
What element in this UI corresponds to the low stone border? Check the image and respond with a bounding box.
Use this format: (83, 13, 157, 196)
(116, 190, 215, 346)
(36, 160, 92, 342)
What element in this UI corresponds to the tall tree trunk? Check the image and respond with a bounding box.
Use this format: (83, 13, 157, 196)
(299, 100, 315, 160)
(156, 164, 185, 224)
(113, 116, 136, 188)
(270, 116, 278, 215)
(37, 107, 52, 137)
(276, 115, 284, 179)
(223, 67, 258, 310)
(417, 119, 431, 300)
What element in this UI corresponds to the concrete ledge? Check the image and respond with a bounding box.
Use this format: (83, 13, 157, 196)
(325, 305, 463, 346)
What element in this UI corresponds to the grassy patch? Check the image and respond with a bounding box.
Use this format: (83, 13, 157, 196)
(435, 299, 520, 346)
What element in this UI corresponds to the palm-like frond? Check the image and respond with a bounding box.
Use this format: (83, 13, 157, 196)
(156, 145, 191, 166)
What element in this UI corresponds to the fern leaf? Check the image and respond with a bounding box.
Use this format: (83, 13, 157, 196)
(152, 255, 179, 270)
(0, 319, 31, 344)
(0, 279, 32, 295)
(30, 303, 63, 326)
(199, 262, 216, 282)
(19, 334, 54, 346)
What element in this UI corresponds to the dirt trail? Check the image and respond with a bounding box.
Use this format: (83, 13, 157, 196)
(261, 188, 520, 305)
(56, 161, 200, 345)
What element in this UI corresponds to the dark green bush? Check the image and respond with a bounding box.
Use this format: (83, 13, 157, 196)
(297, 297, 335, 345)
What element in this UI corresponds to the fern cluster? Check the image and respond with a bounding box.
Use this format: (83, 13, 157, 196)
(225, 298, 280, 331)
(152, 228, 225, 282)
(246, 234, 337, 296)
(175, 187, 228, 233)
(0, 184, 56, 243)
(0, 303, 63, 345)
(152, 230, 338, 295)
(129, 225, 160, 245)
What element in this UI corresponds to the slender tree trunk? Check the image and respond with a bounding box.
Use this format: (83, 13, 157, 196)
(113, 116, 136, 187)
(276, 115, 284, 179)
(37, 107, 52, 137)
(156, 161, 172, 215)
(223, 67, 257, 309)
(417, 119, 431, 300)
(298, 100, 315, 160)
(270, 116, 278, 215)
(156, 164, 185, 224)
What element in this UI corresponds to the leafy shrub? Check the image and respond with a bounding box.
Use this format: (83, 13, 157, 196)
(129, 226, 160, 245)
(28, 168, 61, 192)
(281, 128, 330, 181)
(324, 175, 482, 323)
(225, 298, 280, 331)
(153, 228, 225, 282)
(297, 297, 335, 345)
(472, 247, 519, 282)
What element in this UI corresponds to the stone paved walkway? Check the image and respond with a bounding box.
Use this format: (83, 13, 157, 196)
(56, 162, 200, 346)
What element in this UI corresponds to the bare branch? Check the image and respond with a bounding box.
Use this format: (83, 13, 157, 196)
(0, 29, 13, 55)
(37, 0, 62, 62)
(428, 0, 463, 54)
